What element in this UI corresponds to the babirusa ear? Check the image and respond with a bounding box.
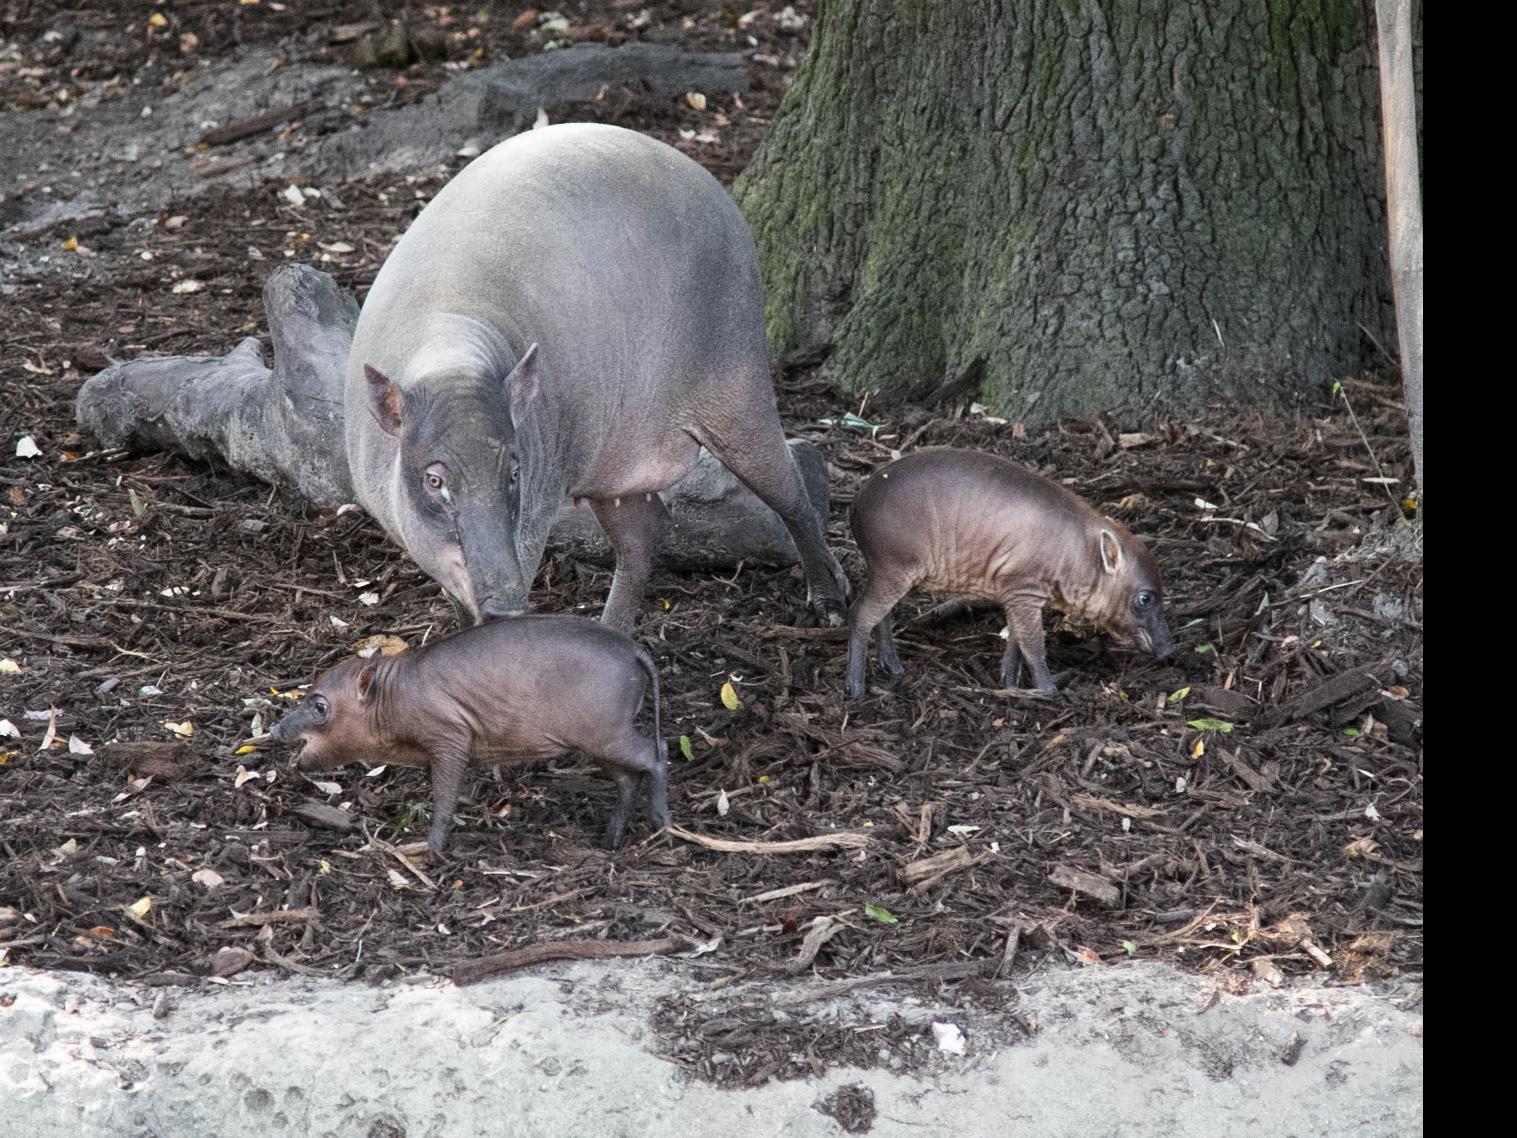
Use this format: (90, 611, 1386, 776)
(356, 665, 376, 704)
(506, 343, 540, 418)
(364, 364, 405, 437)
(1099, 529, 1124, 575)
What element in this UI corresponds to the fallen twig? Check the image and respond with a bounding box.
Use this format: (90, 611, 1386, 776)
(451, 936, 686, 985)
(668, 826, 870, 854)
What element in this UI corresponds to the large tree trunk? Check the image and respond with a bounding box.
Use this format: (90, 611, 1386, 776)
(737, 0, 1410, 424)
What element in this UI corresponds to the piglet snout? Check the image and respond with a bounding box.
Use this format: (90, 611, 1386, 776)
(1148, 625, 1175, 660)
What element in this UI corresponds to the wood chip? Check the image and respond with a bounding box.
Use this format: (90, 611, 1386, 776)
(1216, 748, 1275, 793)
(1270, 665, 1385, 723)
(287, 798, 357, 833)
(898, 846, 988, 892)
(785, 915, 846, 974)
(99, 741, 189, 781)
(996, 922, 1022, 979)
(1071, 793, 1166, 820)
(1048, 865, 1121, 907)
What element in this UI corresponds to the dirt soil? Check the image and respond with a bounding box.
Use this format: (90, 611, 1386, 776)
(2, 0, 1422, 1091)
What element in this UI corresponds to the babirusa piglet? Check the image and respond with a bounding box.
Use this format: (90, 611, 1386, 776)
(846, 447, 1173, 697)
(269, 615, 670, 853)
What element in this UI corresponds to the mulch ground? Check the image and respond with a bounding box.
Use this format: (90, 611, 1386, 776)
(2, 0, 1422, 1080)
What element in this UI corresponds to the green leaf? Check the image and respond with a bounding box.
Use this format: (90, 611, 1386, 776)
(1254, 592, 1271, 616)
(1342, 727, 1361, 738)
(678, 735, 694, 761)
(1187, 718, 1235, 734)
(1122, 940, 1137, 956)
(1194, 644, 1214, 655)
(863, 904, 898, 925)
(1331, 379, 1344, 397)
(1167, 686, 1191, 704)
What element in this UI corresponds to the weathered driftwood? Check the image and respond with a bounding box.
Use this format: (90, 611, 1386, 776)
(75, 264, 827, 570)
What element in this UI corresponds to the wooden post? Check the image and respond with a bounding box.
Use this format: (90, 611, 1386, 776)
(1375, 0, 1424, 495)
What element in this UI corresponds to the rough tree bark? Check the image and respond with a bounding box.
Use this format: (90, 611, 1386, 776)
(736, 0, 1410, 424)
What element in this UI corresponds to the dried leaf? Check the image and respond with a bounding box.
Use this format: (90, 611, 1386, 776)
(192, 868, 225, 890)
(67, 735, 94, 755)
(14, 436, 40, 459)
(233, 765, 258, 788)
(37, 710, 59, 752)
(716, 789, 730, 816)
(1343, 836, 1378, 858)
(162, 720, 194, 738)
(386, 868, 411, 889)
(127, 896, 153, 918)
(0, 658, 21, 674)
(685, 91, 707, 110)
(170, 279, 204, 294)
(719, 681, 741, 711)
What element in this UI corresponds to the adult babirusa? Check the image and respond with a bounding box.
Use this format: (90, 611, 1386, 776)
(344, 123, 849, 632)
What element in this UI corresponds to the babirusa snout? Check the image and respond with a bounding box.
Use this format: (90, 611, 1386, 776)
(458, 507, 530, 622)
(1145, 616, 1175, 660)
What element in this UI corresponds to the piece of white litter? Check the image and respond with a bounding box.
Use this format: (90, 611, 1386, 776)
(931, 1021, 966, 1055)
(15, 435, 41, 458)
(68, 735, 94, 755)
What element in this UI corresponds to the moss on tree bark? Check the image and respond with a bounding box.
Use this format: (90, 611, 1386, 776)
(736, 0, 1412, 424)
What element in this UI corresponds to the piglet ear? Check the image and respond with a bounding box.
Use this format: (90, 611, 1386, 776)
(505, 343, 540, 418)
(365, 364, 405, 437)
(356, 665, 376, 705)
(1099, 529, 1124, 575)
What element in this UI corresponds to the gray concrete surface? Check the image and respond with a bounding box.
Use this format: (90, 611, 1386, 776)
(0, 959, 1422, 1137)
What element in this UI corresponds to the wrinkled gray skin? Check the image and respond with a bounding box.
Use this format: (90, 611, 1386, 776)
(847, 448, 1174, 698)
(345, 122, 849, 631)
(268, 615, 670, 854)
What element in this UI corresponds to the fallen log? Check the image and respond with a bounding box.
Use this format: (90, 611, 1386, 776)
(76, 264, 830, 571)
